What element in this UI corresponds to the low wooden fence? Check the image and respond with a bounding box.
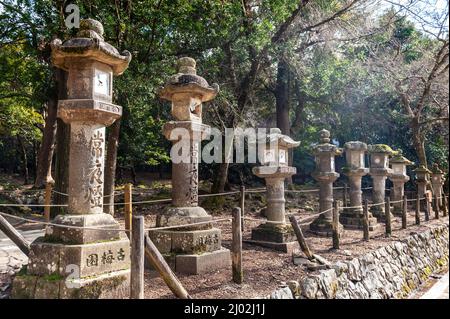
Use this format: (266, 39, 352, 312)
(0, 183, 448, 299)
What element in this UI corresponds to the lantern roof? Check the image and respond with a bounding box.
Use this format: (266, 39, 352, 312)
(413, 164, 431, 174)
(389, 150, 414, 165)
(312, 129, 341, 155)
(159, 57, 219, 102)
(51, 19, 131, 75)
(264, 128, 300, 149)
(368, 144, 396, 155)
(343, 141, 367, 151)
(431, 163, 444, 174)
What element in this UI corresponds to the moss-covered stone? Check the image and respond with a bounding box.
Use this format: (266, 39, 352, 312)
(368, 144, 396, 155)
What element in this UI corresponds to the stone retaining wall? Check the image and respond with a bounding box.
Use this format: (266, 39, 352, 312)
(268, 223, 449, 299)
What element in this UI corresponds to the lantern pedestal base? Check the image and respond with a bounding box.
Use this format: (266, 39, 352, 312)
(11, 269, 130, 299)
(145, 248, 231, 275)
(244, 239, 298, 254)
(147, 227, 230, 274)
(249, 223, 297, 252)
(340, 209, 379, 230)
(11, 235, 131, 299)
(309, 216, 343, 237)
(371, 207, 395, 222)
(156, 206, 212, 230)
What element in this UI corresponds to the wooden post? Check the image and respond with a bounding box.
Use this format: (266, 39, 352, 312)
(144, 235, 190, 299)
(0, 215, 30, 256)
(124, 183, 133, 238)
(442, 193, 448, 217)
(434, 193, 440, 219)
(402, 195, 407, 229)
(363, 199, 370, 241)
(332, 200, 340, 250)
(289, 215, 314, 260)
(343, 183, 348, 207)
(425, 193, 430, 221)
(240, 185, 245, 232)
(232, 207, 243, 284)
(44, 182, 52, 222)
(385, 197, 391, 237)
(415, 196, 421, 225)
(131, 216, 145, 299)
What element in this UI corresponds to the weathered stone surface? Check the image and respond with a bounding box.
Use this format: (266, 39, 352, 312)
(175, 248, 231, 275)
(149, 228, 221, 254)
(150, 57, 229, 274)
(11, 18, 131, 299)
(27, 238, 130, 278)
(269, 287, 294, 299)
(251, 223, 296, 243)
(45, 213, 122, 244)
(310, 133, 343, 237)
(300, 277, 319, 299)
(270, 223, 449, 299)
(12, 269, 130, 299)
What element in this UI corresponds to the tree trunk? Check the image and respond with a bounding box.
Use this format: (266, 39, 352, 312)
(52, 119, 70, 218)
(212, 134, 234, 193)
(51, 69, 68, 218)
(34, 68, 64, 188)
(17, 136, 29, 185)
(212, 162, 230, 193)
(411, 120, 427, 167)
(103, 119, 121, 215)
(275, 59, 293, 185)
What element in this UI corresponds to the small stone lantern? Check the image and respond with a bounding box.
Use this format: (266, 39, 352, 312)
(12, 19, 132, 299)
(430, 163, 445, 208)
(368, 144, 394, 219)
(148, 57, 230, 274)
(251, 129, 300, 252)
(309, 129, 343, 236)
(340, 141, 378, 229)
(388, 150, 413, 215)
(414, 165, 432, 211)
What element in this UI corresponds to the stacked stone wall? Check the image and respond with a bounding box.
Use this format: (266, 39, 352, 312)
(267, 223, 449, 299)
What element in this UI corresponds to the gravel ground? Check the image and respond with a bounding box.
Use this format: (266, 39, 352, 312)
(118, 192, 449, 299)
(1, 188, 448, 299)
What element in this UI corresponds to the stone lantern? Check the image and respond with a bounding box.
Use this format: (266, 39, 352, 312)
(430, 163, 444, 208)
(414, 165, 432, 211)
(148, 57, 230, 274)
(250, 128, 300, 252)
(309, 129, 342, 236)
(368, 144, 394, 219)
(12, 19, 132, 299)
(340, 141, 378, 229)
(388, 150, 413, 215)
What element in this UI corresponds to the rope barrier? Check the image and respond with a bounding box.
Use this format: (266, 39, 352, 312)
(52, 189, 124, 198)
(0, 211, 127, 231)
(1, 192, 447, 210)
(245, 188, 266, 193)
(198, 191, 240, 198)
(0, 210, 232, 232)
(146, 217, 232, 231)
(0, 203, 68, 207)
(0, 189, 44, 193)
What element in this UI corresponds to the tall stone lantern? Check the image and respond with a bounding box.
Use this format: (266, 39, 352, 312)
(250, 128, 300, 252)
(368, 144, 394, 219)
(309, 129, 343, 236)
(388, 151, 413, 215)
(340, 141, 378, 229)
(430, 163, 444, 208)
(414, 165, 432, 211)
(148, 57, 230, 274)
(12, 19, 132, 299)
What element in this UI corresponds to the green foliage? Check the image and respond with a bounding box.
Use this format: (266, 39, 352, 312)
(0, 0, 447, 185)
